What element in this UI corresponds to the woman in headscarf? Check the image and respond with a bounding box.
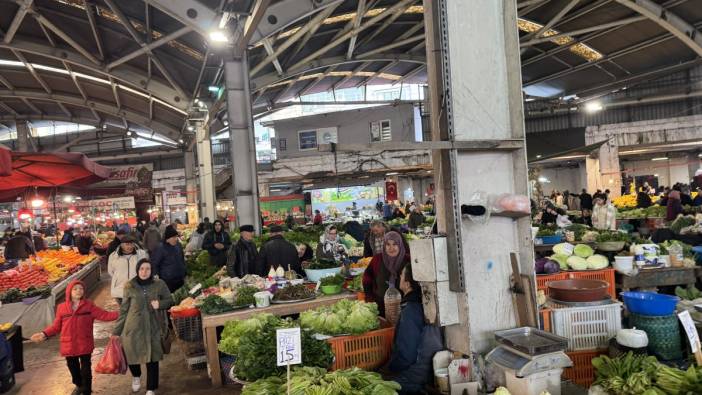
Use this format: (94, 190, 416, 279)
(362, 231, 410, 317)
(315, 225, 348, 262)
(112, 258, 173, 395)
(202, 220, 231, 266)
(666, 189, 683, 221)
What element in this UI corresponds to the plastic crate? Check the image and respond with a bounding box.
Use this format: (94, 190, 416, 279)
(171, 314, 203, 342)
(326, 321, 395, 371)
(537, 268, 616, 299)
(562, 349, 607, 388)
(186, 355, 207, 371)
(550, 302, 622, 351)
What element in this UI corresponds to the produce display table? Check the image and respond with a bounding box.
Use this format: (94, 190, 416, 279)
(0, 259, 100, 335)
(616, 266, 702, 291)
(201, 292, 357, 387)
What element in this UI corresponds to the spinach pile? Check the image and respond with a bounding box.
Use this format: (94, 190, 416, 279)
(198, 294, 235, 315)
(234, 286, 258, 306)
(273, 284, 315, 301)
(593, 352, 659, 395)
(306, 258, 340, 270)
(319, 274, 345, 287)
(242, 367, 400, 395)
(596, 231, 630, 243)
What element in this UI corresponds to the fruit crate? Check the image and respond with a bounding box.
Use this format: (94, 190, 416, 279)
(326, 320, 394, 371)
(536, 268, 616, 299)
(562, 349, 607, 388)
(550, 301, 622, 351)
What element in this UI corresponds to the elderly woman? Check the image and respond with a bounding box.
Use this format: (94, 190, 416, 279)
(315, 225, 347, 262)
(363, 220, 388, 258)
(362, 231, 410, 317)
(112, 258, 173, 395)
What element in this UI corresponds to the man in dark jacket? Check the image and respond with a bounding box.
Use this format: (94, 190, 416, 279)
(257, 225, 301, 276)
(226, 225, 258, 278)
(407, 206, 425, 229)
(60, 227, 76, 247)
(142, 221, 162, 255)
(4, 231, 35, 260)
(106, 229, 126, 257)
(150, 225, 186, 292)
(202, 220, 231, 267)
(75, 228, 94, 255)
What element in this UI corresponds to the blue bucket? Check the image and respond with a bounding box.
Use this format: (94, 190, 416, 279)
(621, 291, 679, 316)
(537, 235, 562, 245)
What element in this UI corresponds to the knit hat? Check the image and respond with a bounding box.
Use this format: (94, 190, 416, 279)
(239, 225, 254, 233)
(164, 225, 179, 240)
(121, 234, 136, 243)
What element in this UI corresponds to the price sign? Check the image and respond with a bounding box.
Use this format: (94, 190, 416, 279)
(276, 327, 302, 367)
(678, 310, 700, 353)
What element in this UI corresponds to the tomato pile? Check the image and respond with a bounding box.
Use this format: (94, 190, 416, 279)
(0, 266, 49, 292)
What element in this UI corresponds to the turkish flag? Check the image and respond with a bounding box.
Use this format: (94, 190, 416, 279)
(386, 181, 398, 201)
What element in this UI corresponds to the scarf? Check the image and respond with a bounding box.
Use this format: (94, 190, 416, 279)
(135, 259, 154, 286)
(321, 225, 342, 259)
(382, 231, 406, 284)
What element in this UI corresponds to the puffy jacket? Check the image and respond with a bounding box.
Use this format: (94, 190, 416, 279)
(143, 226, 162, 254)
(257, 235, 301, 276)
(76, 236, 93, 255)
(202, 230, 231, 266)
(388, 291, 443, 393)
(42, 280, 118, 357)
(150, 242, 186, 283)
(107, 248, 148, 298)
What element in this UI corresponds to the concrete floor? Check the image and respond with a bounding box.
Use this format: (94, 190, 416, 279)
(9, 274, 240, 395)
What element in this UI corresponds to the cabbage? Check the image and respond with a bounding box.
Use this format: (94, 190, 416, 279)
(550, 254, 570, 270)
(567, 256, 588, 270)
(574, 244, 594, 258)
(219, 313, 278, 355)
(586, 254, 609, 270)
(301, 300, 379, 335)
(535, 258, 549, 274)
(553, 242, 574, 256)
(544, 260, 560, 274)
(494, 387, 511, 395)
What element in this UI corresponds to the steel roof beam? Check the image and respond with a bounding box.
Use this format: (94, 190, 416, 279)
(261, 38, 283, 75)
(356, 1, 418, 49)
(31, 10, 101, 66)
(519, 0, 552, 17)
(520, 16, 646, 47)
(0, 37, 188, 111)
(0, 89, 181, 139)
(298, 65, 337, 96)
(346, 0, 366, 60)
(103, 0, 187, 98)
(356, 61, 398, 87)
(357, 35, 425, 59)
(4, 0, 33, 44)
(331, 62, 371, 91)
(238, 0, 272, 54)
(521, 0, 581, 43)
(614, 0, 702, 57)
(393, 64, 425, 85)
(0, 102, 19, 116)
(84, 1, 104, 61)
(247, 0, 343, 44)
(289, 0, 416, 71)
(283, 4, 340, 68)
(147, 0, 218, 38)
(252, 53, 425, 91)
(21, 98, 41, 115)
(12, 50, 51, 94)
(108, 26, 192, 70)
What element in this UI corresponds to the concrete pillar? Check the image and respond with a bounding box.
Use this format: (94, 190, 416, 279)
(16, 121, 29, 151)
(196, 125, 216, 221)
(184, 148, 198, 204)
(586, 137, 622, 198)
(224, 55, 261, 233)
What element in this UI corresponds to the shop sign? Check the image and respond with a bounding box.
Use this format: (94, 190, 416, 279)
(95, 164, 153, 186)
(66, 196, 136, 210)
(168, 196, 187, 206)
(127, 186, 154, 203)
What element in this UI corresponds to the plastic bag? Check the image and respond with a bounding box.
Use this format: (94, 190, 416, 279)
(95, 337, 127, 375)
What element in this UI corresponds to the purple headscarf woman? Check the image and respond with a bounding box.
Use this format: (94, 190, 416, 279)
(382, 231, 407, 284)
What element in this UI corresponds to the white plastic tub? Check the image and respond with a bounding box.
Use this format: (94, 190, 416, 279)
(505, 368, 563, 395)
(613, 256, 634, 275)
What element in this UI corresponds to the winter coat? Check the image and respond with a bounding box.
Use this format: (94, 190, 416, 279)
(407, 212, 425, 229)
(113, 278, 173, 364)
(60, 231, 75, 247)
(107, 248, 148, 298)
(42, 280, 118, 357)
(257, 235, 301, 276)
(76, 236, 93, 255)
(226, 238, 258, 278)
(637, 192, 652, 209)
(150, 242, 186, 283)
(4, 235, 34, 260)
(202, 230, 232, 266)
(592, 203, 617, 230)
(106, 238, 121, 257)
(580, 193, 593, 210)
(143, 226, 162, 254)
(362, 253, 409, 317)
(388, 291, 443, 393)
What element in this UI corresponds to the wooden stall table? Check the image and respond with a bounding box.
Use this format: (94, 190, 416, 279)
(202, 292, 357, 386)
(616, 267, 702, 291)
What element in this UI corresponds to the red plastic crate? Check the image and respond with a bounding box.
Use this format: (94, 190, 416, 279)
(537, 268, 616, 299)
(562, 349, 608, 388)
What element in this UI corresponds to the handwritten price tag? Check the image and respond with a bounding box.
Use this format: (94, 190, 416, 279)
(276, 327, 302, 367)
(678, 310, 700, 353)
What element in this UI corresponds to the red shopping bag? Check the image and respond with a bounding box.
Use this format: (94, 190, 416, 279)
(95, 337, 127, 375)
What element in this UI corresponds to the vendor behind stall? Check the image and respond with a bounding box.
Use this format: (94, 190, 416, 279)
(316, 225, 347, 262)
(363, 231, 410, 317)
(257, 225, 301, 276)
(364, 220, 388, 258)
(386, 264, 443, 394)
(76, 228, 94, 255)
(666, 189, 683, 221)
(4, 231, 35, 260)
(60, 227, 76, 247)
(407, 206, 425, 230)
(226, 225, 258, 278)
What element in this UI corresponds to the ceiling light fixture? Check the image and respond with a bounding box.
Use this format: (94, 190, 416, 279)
(178, 138, 184, 144)
(651, 157, 669, 161)
(209, 30, 229, 43)
(584, 101, 603, 113)
(187, 125, 195, 132)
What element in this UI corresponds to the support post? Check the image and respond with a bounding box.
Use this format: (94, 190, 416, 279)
(16, 121, 29, 151)
(196, 125, 216, 221)
(586, 137, 622, 198)
(224, 55, 262, 234)
(184, 148, 198, 205)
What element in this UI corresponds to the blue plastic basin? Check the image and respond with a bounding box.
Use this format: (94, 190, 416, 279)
(621, 291, 679, 316)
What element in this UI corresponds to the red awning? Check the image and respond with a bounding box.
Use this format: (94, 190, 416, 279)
(1, 151, 111, 188)
(0, 148, 10, 177)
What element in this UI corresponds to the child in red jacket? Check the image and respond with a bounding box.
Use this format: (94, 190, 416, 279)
(30, 280, 118, 395)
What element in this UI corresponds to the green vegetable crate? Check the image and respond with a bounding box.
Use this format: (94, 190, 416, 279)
(326, 319, 395, 371)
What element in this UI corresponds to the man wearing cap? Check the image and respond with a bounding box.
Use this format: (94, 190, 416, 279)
(106, 229, 127, 257)
(107, 234, 148, 304)
(226, 225, 259, 278)
(256, 225, 301, 276)
(150, 225, 187, 292)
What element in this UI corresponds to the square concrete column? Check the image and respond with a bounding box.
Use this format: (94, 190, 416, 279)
(16, 121, 29, 151)
(196, 125, 216, 221)
(586, 137, 622, 198)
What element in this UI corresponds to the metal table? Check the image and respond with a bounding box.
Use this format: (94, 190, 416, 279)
(201, 292, 357, 386)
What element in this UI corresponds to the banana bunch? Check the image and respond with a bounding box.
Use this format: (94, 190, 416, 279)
(0, 323, 12, 332)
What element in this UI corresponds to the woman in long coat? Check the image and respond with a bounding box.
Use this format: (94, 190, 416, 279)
(112, 258, 173, 395)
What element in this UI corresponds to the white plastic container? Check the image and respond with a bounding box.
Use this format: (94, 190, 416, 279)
(505, 368, 563, 395)
(551, 302, 622, 351)
(254, 291, 271, 308)
(613, 256, 634, 275)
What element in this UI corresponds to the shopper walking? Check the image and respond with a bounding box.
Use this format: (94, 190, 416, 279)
(107, 235, 148, 304)
(184, 223, 206, 254)
(31, 280, 118, 395)
(362, 231, 410, 317)
(202, 220, 231, 267)
(363, 220, 388, 258)
(142, 222, 162, 255)
(226, 225, 258, 278)
(257, 225, 300, 276)
(112, 259, 173, 395)
(150, 225, 186, 293)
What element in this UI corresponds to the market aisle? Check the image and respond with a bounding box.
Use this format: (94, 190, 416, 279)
(10, 272, 239, 394)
